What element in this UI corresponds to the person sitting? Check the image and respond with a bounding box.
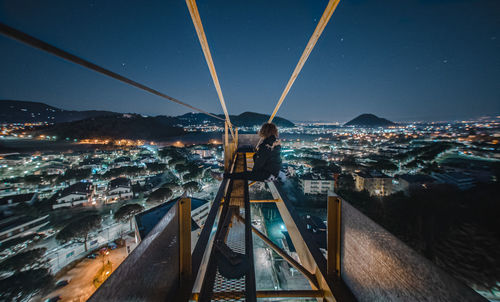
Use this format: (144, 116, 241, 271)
(225, 122, 283, 181)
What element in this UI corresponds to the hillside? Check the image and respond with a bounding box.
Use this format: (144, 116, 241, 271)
(0, 100, 116, 123)
(344, 114, 395, 127)
(178, 111, 294, 127)
(30, 114, 184, 141)
(1, 100, 294, 128)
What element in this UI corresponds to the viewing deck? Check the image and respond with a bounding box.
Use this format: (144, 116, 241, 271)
(89, 133, 486, 302)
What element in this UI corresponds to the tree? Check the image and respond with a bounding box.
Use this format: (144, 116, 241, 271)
(58, 168, 91, 182)
(0, 248, 46, 273)
(23, 174, 43, 185)
(167, 152, 187, 166)
(369, 158, 398, 171)
(162, 182, 180, 191)
(145, 162, 167, 173)
(329, 163, 342, 174)
(0, 268, 53, 301)
(114, 203, 144, 230)
(183, 181, 201, 194)
(175, 163, 189, 173)
(183, 169, 203, 182)
(146, 187, 173, 203)
(56, 214, 101, 252)
(309, 158, 328, 168)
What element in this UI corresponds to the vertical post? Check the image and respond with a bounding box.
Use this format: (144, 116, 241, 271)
(179, 197, 192, 291)
(224, 121, 229, 146)
(224, 121, 229, 172)
(333, 173, 339, 192)
(327, 192, 341, 278)
(234, 127, 239, 152)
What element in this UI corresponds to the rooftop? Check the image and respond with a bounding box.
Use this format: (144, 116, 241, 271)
(108, 177, 131, 189)
(0, 193, 36, 206)
(135, 197, 208, 239)
(399, 174, 436, 184)
(301, 173, 334, 181)
(355, 170, 391, 179)
(58, 181, 92, 198)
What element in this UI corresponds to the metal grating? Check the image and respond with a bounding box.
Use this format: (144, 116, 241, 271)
(226, 218, 246, 254)
(212, 214, 247, 301)
(212, 270, 245, 301)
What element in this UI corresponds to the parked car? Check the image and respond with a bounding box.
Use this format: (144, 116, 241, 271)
(86, 253, 98, 259)
(55, 280, 69, 289)
(44, 296, 61, 302)
(108, 242, 117, 250)
(99, 247, 109, 256)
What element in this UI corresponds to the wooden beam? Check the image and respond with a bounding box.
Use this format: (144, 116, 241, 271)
(327, 193, 341, 278)
(249, 199, 280, 203)
(235, 214, 318, 289)
(179, 197, 192, 289)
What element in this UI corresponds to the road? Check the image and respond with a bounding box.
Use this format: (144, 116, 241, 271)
(44, 246, 128, 302)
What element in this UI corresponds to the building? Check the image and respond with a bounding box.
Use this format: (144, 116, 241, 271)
(44, 163, 68, 175)
(354, 170, 393, 196)
(0, 214, 49, 244)
(2, 154, 28, 166)
(79, 157, 103, 171)
(144, 174, 163, 192)
(106, 177, 133, 203)
(299, 173, 335, 195)
(0, 193, 37, 214)
(431, 172, 475, 190)
(397, 174, 436, 195)
(134, 197, 210, 252)
(53, 182, 94, 209)
(112, 156, 132, 168)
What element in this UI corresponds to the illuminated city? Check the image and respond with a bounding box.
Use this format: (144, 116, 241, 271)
(1, 0, 499, 301)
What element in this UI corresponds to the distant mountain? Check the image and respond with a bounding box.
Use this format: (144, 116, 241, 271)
(178, 111, 294, 127)
(0, 100, 116, 123)
(344, 114, 395, 127)
(1, 100, 294, 128)
(30, 114, 184, 141)
(232, 112, 294, 127)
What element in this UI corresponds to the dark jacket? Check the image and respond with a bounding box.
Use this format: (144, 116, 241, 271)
(252, 135, 282, 178)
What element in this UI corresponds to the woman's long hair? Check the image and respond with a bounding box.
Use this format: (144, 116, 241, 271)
(259, 123, 278, 138)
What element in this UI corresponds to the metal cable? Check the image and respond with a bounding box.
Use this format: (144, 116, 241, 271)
(268, 0, 341, 123)
(0, 22, 225, 121)
(185, 0, 235, 137)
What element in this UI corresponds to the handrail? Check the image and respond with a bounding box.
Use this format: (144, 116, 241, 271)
(191, 178, 227, 277)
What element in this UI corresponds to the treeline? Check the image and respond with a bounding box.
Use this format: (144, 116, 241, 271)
(30, 114, 184, 140)
(394, 141, 458, 162)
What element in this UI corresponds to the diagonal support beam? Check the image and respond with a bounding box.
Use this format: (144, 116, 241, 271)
(235, 214, 319, 289)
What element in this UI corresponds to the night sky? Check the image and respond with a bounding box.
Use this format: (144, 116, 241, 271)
(1, 0, 499, 122)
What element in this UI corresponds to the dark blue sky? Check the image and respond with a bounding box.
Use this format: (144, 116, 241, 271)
(1, 0, 499, 122)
